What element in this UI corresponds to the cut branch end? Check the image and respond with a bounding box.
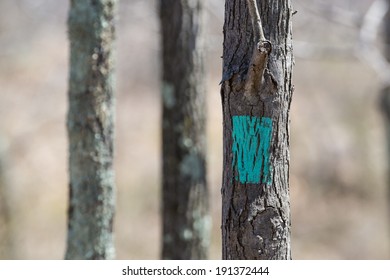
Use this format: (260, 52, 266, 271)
(257, 40, 272, 54)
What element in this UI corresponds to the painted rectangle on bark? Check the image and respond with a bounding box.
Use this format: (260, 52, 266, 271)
(232, 116, 272, 184)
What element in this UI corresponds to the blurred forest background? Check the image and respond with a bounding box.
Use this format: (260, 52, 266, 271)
(0, 0, 389, 259)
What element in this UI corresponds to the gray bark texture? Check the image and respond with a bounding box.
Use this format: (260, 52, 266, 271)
(221, 0, 293, 259)
(65, 0, 117, 260)
(160, 0, 210, 259)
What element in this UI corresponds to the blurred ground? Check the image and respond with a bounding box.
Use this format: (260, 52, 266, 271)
(0, 0, 389, 259)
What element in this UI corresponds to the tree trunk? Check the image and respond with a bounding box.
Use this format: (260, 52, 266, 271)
(159, 0, 210, 259)
(380, 0, 390, 244)
(221, 0, 293, 259)
(65, 0, 117, 260)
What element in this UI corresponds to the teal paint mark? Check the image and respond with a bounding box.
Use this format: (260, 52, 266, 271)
(232, 116, 273, 184)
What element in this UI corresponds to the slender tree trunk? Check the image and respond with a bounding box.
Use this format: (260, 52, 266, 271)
(65, 0, 117, 260)
(160, 0, 210, 259)
(221, 0, 293, 259)
(380, 0, 390, 245)
(382, 5, 390, 118)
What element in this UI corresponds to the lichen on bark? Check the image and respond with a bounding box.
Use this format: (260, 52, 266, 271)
(160, 0, 210, 259)
(65, 0, 117, 260)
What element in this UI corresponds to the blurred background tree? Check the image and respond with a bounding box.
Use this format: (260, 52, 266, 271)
(0, 137, 14, 259)
(0, 0, 389, 259)
(65, 0, 117, 259)
(159, 0, 209, 259)
(378, 0, 390, 238)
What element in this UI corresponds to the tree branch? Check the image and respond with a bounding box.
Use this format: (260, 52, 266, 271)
(294, 0, 390, 86)
(295, 0, 360, 28)
(357, 0, 390, 86)
(247, 0, 265, 42)
(245, 0, 272, 95)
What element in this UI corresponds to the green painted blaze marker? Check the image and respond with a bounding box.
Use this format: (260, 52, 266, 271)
(232, 116, 273, 184)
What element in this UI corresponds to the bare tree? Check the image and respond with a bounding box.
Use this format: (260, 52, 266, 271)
(221, 0, 293, 259)
(65, 0, 117, 260)
(159, 0, 210, 259)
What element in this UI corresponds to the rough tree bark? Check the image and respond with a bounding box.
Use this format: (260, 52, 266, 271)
(65, 0, 117, 260)
(221, 0, 293, 259)
(160, 0, 210, 259)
